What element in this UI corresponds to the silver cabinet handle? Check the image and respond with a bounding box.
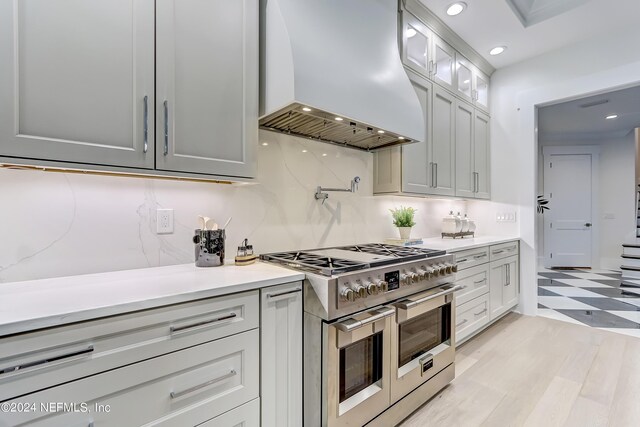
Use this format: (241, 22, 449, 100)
(163, 100, 169, 155)
(493, 249, 505, 255)
(170, 313, 237, 334)
(143, 95, 148, 153)
(434, 162, 438, 188)
(474, 308, 487, 316)
(456, 258, 468, 263)
(334, 306, 395, 332)
(504, 264, 511, 286)
(473, 253, 487, 259)
(428, 60, 434, 75)
(429, 162, 435, 188)
(456, 318, 468, 328)
(434, 62, 438, 76)
(396, 285, 464, 310)
(267, 287, 302, 299)
(170, 369, 237, 399)
(1, 345, 94, 376)
(473, 278, 487, 285)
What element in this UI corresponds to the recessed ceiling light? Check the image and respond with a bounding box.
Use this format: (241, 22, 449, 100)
(322, 153, 328, 157)
(606, 114, 618, 120)
(335, 117, 343, 121)
(489, 46, 506, 56)
(406, 28, 417, 38)
(302, 149, 308, 153)
(302, 107, 312, 112)
(378, 130, 385, 134)
(446, 2, 466, 16)
(261, 142, 269, 146)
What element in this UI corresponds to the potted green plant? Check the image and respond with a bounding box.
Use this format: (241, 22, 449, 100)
(390, 206, 417, 240)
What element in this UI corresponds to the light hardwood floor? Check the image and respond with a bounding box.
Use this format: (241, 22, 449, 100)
(399, 313, 640, 427)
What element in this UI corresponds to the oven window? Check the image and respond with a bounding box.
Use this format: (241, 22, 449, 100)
(398, 304, 451, 367)
(339, 331, 383, 402)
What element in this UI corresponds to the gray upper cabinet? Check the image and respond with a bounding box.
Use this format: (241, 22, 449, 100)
(0, 0, 155, 169)
(430, 86, 456, 196)
(0, 0, 257, 180)
(401, 11, 433, 81)
(455, 100, 490, 199)
(155, 0, 257, 178)
(401, 77, 432, 194)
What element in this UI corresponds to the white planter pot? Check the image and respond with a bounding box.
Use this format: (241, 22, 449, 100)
(398, 227, 412, 240)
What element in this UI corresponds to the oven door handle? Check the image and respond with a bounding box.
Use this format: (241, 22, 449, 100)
(395, 285, 464, 310)
(333, 306, 395, 332)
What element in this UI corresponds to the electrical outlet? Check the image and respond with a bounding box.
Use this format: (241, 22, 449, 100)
(156, 209, 174, 234)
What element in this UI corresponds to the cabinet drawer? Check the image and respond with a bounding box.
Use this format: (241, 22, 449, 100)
(0, 291, 259, 401)
(199, 398, 260, 427)
(453, 247, 489, 271)
(456, 294, 490, 344)
(1, 329, 259, 427)
(489, 241, 519, 261)
(454, 264, 489, 306)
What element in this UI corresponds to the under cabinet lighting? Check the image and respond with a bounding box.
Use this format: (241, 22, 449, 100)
(302, 107, 312, 112)
(406, 28, 417, 38)
(378, 130, 385, 134)
(398, 136, 405, 140)
(606, 114, 618, 120)
(261, 142, 269, 146)
(489, 46, 506, 56)
(446, 2, 466, 16)
(335, 117, 343, 121)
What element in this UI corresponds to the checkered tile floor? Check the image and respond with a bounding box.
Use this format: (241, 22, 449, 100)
(537, 268, 640, 338)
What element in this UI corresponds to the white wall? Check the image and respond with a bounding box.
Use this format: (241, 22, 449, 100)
(0, 130, 483, 284)
(491, 24, 640, 315)
(537, 134, 636, 270)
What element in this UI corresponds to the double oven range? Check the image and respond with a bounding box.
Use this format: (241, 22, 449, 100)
(261, 243, 460, 426)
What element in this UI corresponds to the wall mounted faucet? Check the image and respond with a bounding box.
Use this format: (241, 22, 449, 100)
(315, 176, 360, 203)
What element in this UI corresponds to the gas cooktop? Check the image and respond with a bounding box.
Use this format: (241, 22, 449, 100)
(260, 243, 446, 277)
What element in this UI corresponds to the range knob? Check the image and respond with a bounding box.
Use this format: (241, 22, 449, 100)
(376, 279, 389, 292)
(438, 264, 448, 275)
(451, 264, 458, 273)
(410, 271, 421, 283)
(341, 287, 355, 302)
(400, 272, 410, 286)
(366, 281, 380, 295)
(352, 282, 367, 299)
(429, 266, 439, 277)
(416, 269, 427, 280)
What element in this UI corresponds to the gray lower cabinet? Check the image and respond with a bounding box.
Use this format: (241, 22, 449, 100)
(454, 241, 519, 344)
(155, 0, 257, 178)
(261, 283, 303, 427)
(0, 0, 257, 179)
(455, 100, 490, 199)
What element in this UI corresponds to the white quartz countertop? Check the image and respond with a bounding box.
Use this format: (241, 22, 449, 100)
(418, 236, 520, 252)
(0, 262, 304, 337)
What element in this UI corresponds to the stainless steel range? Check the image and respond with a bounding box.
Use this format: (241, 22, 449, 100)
(261, 243, 461, 427)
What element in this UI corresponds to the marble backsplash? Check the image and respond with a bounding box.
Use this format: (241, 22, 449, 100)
(0, 130, 480, 283)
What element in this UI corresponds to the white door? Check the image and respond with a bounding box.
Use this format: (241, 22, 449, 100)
(544, 154, 593, 267)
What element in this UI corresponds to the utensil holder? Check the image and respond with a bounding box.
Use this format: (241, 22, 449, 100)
(193, 229, 225, 267)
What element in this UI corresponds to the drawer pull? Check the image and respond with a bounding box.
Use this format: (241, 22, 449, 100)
(170, 369, 237, 399)
(456, 258, 469, 263)
(267, 287, 302, 299)
(492, 249, 505, 255)
(170, 313, 237, 334)
(1, 345, 94, 376)
(456, 319, 468, 327)
(473, 278, 487, 285)
(473, 254, 487, 259)
(474, 308, 487, 316)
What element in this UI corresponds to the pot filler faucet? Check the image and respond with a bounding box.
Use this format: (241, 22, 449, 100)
(315, 176, 360, 203)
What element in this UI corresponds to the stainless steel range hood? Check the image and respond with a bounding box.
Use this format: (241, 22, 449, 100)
(259, 0, 425, 151)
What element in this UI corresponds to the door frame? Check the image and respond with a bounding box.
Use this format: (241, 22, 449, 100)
(542, 145, 600, 269)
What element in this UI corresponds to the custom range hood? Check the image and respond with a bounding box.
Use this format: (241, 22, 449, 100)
(259, 0, 425, 151)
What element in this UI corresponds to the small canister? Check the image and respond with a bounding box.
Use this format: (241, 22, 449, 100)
(193, 229, 225, 267)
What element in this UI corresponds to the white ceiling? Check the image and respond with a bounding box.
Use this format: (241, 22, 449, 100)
(419, 0, 640, 68)
(538, 85, 640, 142)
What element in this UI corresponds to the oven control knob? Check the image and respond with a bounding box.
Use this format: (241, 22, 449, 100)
(429, 267, 439, 277)
(410, 271, 421, 283)
(400, 272, 410, 286)
(438, 265, 448, 275)
(366, 281, 380, 295)
(376, 279, 389, 292)
(417, 268, 429, 280)
(352, 283, 367, 299)
(451, 264, 458, 273)
(340, 287, 355, 302)
(445, 263, 455, 274)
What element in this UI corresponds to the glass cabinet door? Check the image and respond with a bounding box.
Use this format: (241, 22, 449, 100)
(456, 56, 473, 102)
(474, 71, 490, 112)
(402, 13, 432, 79)
(432, 36, 455, 91)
